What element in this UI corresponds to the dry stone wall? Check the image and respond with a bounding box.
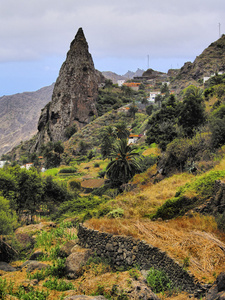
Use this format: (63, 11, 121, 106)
(78, 224, 202, 293)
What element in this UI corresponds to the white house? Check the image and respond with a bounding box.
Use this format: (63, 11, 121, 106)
(204, 72, 224, 84)
(0, 161, 8, 168)
(149, 91, 161, 102)
(117, 80, 126, 87)
(21, 163, 34, 170)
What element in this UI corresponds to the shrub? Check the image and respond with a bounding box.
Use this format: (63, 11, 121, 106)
(67, 179, 81, 191)
(107, 208, 124, 218)
(64, 124, 77, 139)
(43, 277, 74, 291)
(146, 268, 172, 293)
(58, 167, 77, 174)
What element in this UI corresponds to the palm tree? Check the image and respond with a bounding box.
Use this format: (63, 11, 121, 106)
(106, 139, 142, 185)
(100, 126, 117, 159)
(115, 122, 130, 139)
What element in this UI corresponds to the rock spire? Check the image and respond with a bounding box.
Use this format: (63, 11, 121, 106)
(35, 27, 100, 149)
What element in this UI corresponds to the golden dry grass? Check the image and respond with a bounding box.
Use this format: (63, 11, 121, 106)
(86, 214, 225, 283)
(110, 171, 195, 218)
(142, 147, 161, 157)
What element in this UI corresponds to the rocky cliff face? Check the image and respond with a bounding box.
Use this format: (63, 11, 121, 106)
(34, 28, 102, 150)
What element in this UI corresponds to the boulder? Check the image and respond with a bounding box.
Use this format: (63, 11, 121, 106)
(29, 251, 44, 260)
(0, 262, 17, 272)
(65, 248, 93, 279)
(206, 272, 225, 300)
(59, 240, 78, 258)
(19, 260, 48, 273)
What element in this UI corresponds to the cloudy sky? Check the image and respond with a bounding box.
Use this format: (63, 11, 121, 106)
(0, 0, 224, 96)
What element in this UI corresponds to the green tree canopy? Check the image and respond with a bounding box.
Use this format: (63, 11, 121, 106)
(106, 139, 142, 185)
(100, 126, 117, 159)
(178, 85, 205, 137)
(0, 195, 17, 235)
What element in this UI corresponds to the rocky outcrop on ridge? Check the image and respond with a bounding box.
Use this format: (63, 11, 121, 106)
(171, 34, 225, 93)
(34, 27, 103, 150)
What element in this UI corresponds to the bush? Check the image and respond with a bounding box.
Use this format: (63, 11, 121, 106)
(58, 167, 77, 174)
(43, 277, 74, 291)
(107, 208, 124, 218)
(146, 268, 172, 293)
(64, 124, 77, 139)
(67, 179, 81, 191)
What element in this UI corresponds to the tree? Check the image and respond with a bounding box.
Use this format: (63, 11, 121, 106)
(129, 101, 138, 119)
(0, 196, 17, 235)
(146, 94, 179, 150)
(41, 141, 64, 168)
(121, 85, 133, 97)
(100, 126, 117, 159)
(8, 166, 43, 222)
(106, 139, 142, 185)
(178, 85, 205, 137)
(115, 122, 130, 139)
(155, 94, 163, 108)
(146, 105, 154, 116)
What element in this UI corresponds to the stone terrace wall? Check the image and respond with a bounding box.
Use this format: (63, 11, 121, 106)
(78, 224, 202, 293)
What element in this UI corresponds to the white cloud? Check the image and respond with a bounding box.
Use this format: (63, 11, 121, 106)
(0, 0, 225, 94)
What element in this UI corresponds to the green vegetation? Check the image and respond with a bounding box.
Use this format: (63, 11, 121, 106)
(43, 277, 74, 291)
(2, 74, 225, 298)
(152, 170, 225, 220)
(0, 195, 17, 235)
(106, 139, 142, 186)
(146, 268, 172, 293)
(0, 278, 49, 300)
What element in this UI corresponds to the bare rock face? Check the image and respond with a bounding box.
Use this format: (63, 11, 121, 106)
(34, 28, 100, 149)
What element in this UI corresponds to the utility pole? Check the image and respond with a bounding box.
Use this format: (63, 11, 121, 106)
(219, 23, 221, 38)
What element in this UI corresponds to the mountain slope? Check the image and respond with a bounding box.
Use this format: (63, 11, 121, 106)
(0, 84, 54, 156)
(171, 34, 225, 92)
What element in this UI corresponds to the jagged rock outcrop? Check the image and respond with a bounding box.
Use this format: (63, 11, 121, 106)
(34, 28, 103, 150)
(178, 35, 225, 81)
(171, 34, 225, 93)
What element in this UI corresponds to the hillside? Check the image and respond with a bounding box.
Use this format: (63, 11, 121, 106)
(0, 84, 54, 156)
(171, 34, 225, 93)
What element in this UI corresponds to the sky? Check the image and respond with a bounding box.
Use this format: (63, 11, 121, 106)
(0, 0, 225, 96)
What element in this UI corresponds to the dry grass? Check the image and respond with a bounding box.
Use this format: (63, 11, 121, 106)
(110, 171, 195, 218)
(86, 214, 225, 283)
(142, 147, 161, 157)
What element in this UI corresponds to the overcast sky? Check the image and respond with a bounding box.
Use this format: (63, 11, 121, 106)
(0, 0, 224, 96)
